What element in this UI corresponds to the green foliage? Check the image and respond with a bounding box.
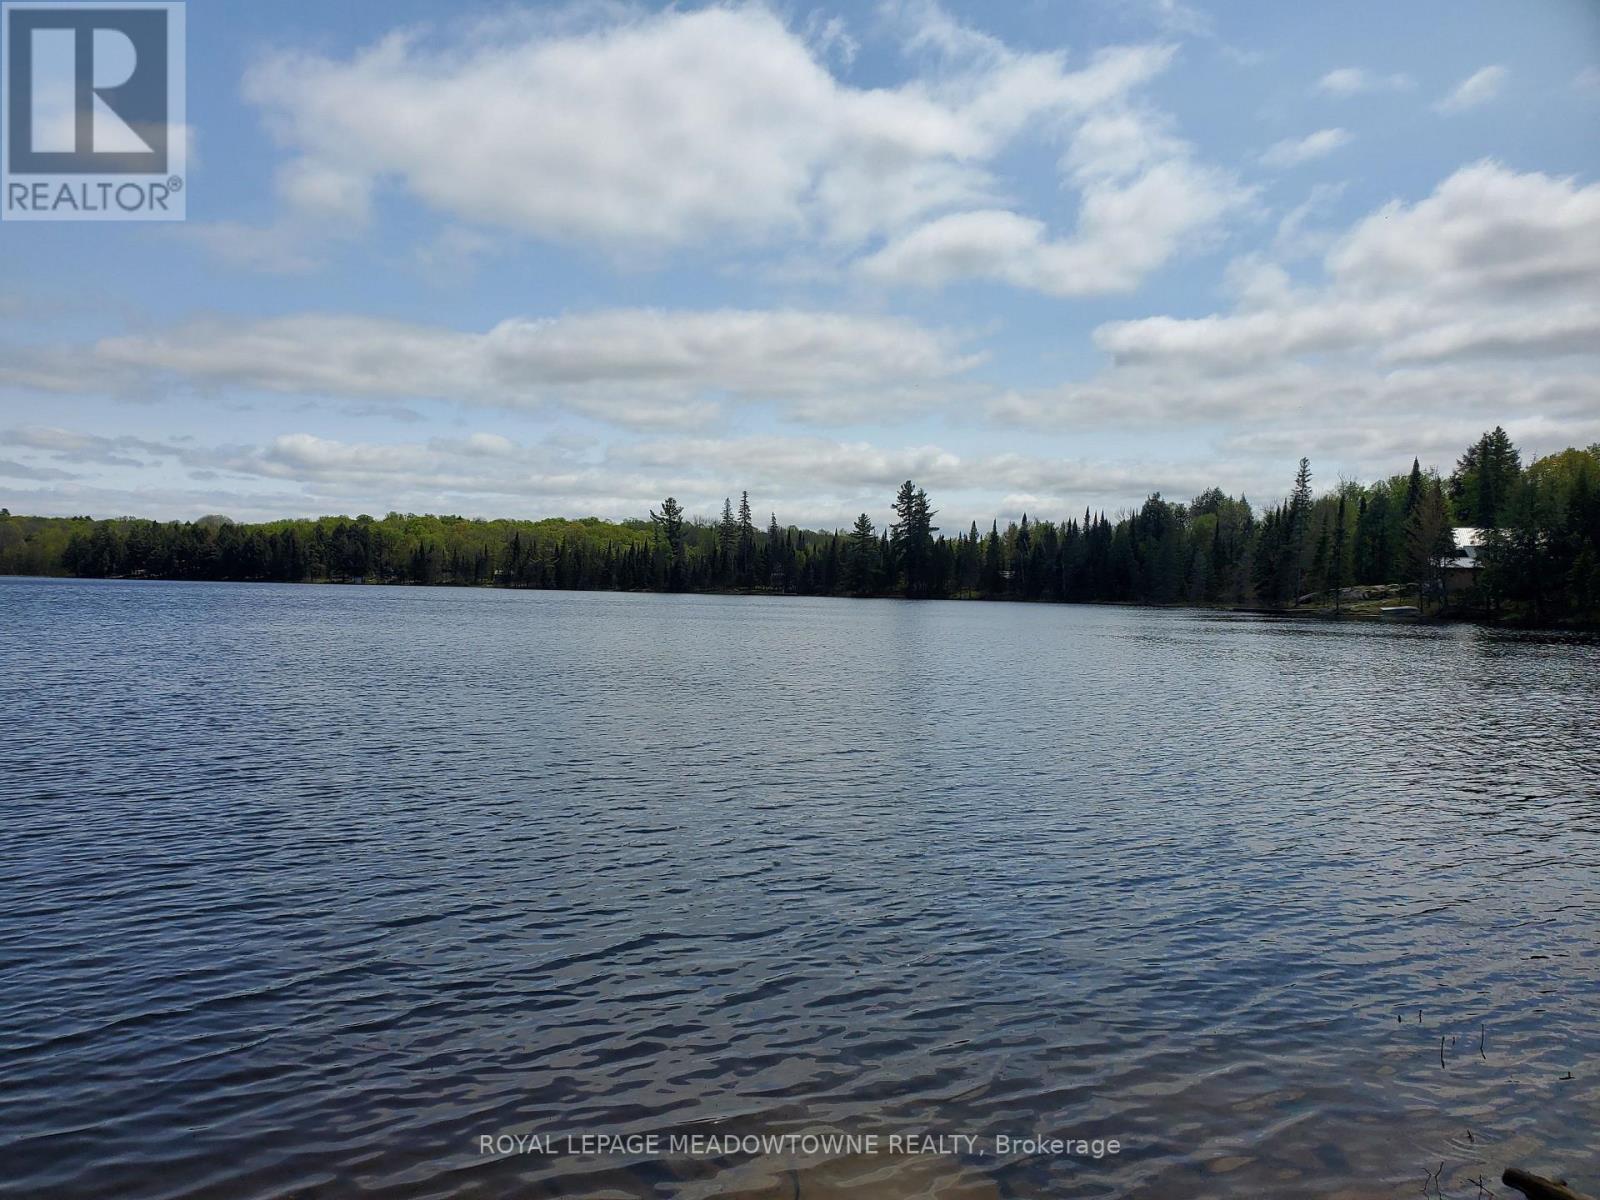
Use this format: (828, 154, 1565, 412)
(889, 480, 937, 597)
(5, 434, 1597, 624)
(1478, 443, 1600, 621)
(1405, 478, 1455, 612)
(846, 513, 878, 596)
(649, 496, 687, 590)
(1450, 426, 1521, 527)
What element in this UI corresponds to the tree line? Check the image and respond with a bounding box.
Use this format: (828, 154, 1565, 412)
(3, 429, 1597, 624)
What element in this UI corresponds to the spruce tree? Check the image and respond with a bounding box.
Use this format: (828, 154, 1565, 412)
(736, 491, 755, 583)
(890, 481, 919, 596)
(1405, 479, 1454, 612)
(889, 483, 937, 598)
(718, 497, 737, 581)
(766, 512, 783, 589)
(649, 497, 686, 590)
(847, 513, 876, 595)
(1288, 457, 1313, 601)
(1403, 458, 1424, 518)
(983, 521, 1001, 595)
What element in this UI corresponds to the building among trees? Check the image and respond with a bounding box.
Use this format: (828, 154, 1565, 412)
(4, 430, 1597, 626)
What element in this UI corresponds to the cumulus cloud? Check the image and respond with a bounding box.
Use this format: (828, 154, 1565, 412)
(10, 162, 1596, 512)
(1096, 162, 1600, 368)
(242, 8, 1143, 249)
(1314, 67, 1414, 96)
(986, 161, 1600, 477)
(859, 106, 1248, 294)
(1259, 128, 1350, 168)
(0, 308, 984, 429)
(215, 3, 1238, 294)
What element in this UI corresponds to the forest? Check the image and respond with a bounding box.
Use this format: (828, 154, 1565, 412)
(3, 429, 1598, 625)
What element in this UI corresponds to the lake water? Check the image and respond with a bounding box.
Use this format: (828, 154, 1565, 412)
(2, 577, 1597, 1199)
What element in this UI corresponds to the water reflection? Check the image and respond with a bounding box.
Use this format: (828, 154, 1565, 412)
(0, 578, 1596, 1199)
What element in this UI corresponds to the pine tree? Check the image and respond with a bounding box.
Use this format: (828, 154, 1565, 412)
(717, 497, 737, 581)
(983, 520, 1001, 595)
(1405, 479, 1454, 612)
(736, 491, 755, 584)
(1288, 457, 1313, 601)
(1252, 504, 1287, 605)
(847, 513, 876, 595)
(650, 496, 686, 590)
(888, 483, 937, 597)
(1354, 489, 1391, 584)
(1454, 426, 1521, 528)
(766, 512, 784, 589)
(1403, 458, 1424, 518)
(889, 481, 923, 596)
(1014, 513, 1031, 597)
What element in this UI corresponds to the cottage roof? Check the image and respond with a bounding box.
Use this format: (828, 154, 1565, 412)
(1446, 526, 1485, 571)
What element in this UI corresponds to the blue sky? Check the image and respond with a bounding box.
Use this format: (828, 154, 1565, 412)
(2, 0, 1598, 529)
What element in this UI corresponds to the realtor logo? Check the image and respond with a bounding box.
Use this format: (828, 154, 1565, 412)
(2, 1, 185, 220)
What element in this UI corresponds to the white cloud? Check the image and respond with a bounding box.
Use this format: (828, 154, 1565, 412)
(275, 159, 373, 226)
(989, 360, 1600, 434)
(218, 3, 1238, 295)
(1259, 128, 1350, 168)
(859, 104, 1248, 294)
(1, 308, 984, 429)
(2, 422, 1275, 528)
(411, 226, 497, 280)
(242, 7, 1167, 254)
(1576, 66, 1600, 96)
(983, 161, 1600, 480)
(1314, 67, 1414, 96)
(801, 10, 858, 68)
(1097, 162, 1600, 368)
(1434, 65, 1508, 114)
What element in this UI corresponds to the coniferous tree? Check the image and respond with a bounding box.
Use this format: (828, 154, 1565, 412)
(766, 512, 784, 590)
(1253, 504, 1288, 606)
(1354, 489, 1391, 584)
(1451, 426, 1522, 528)
(1403, 458, 1424, 519)
(890, 480, 937, 598)
(846, 513, 877, 596)
(717, 497, 738, 582)
(650, 497, 686, 590)
(21, 437, 1600, 623)
(1288, 457, 1313, 601)
(736, 491, 756, 584)
(1014, 513, 1032, 598)
(1405, 479, 1454, 612)
(982, 521, 1002, 595)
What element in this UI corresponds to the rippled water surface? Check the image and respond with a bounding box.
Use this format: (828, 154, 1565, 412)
(3, 578, 1598, 1199)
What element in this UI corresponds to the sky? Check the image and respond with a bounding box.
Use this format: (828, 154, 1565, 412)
(2, 0, 1598, 532)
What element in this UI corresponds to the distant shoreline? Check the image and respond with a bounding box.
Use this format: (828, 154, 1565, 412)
(4, 435, 1596, 629)
(7, 570, 1591, 631)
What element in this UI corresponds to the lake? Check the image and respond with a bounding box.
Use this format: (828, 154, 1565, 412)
(1, 577, 1597, 1199)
